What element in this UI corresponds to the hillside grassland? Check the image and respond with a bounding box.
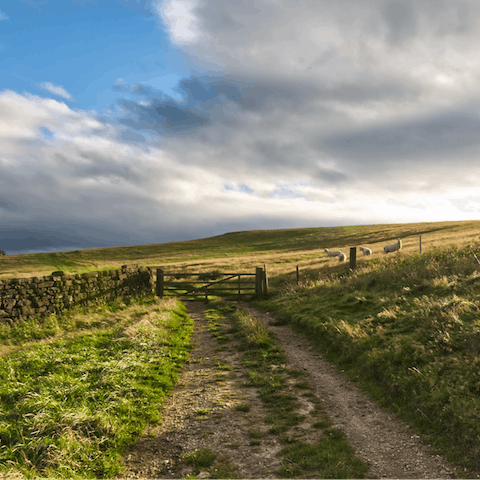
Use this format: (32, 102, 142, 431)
(254, 241, 480, 475)
(1, 220, 480, 280)
(2, 219, 480, 476)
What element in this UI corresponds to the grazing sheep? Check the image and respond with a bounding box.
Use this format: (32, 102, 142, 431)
(384, 238, 402, 253)
(359, 246, 372, 255)
(338, 252, 347, 262)
(325, 248, 341, 257)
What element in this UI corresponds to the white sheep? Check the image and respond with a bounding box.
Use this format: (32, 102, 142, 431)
(325, 248, 341, 257)
(338, 252, 347, 262)
(359, 246, 372, 255)
(384, 238, 402, 253)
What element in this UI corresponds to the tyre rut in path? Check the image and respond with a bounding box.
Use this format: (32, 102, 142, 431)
(235, 301, 464, 479)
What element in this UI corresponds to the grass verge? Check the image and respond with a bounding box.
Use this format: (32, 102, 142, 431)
(254, 242, 480, 476)
(0, 296, 140, 349)
(0, 296, 193, 478)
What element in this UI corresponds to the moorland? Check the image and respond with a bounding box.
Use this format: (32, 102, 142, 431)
(1, 219, 480, 478)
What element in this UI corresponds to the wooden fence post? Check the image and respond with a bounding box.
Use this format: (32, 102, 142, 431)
(263, 264, 268, 297)
(349, 247, 357, 270)
(419, 235, 422, 254)
(156, 269, 164, 298)
(255, 267, 263, 299)
(238, 275, 241, 299)
(296, 265, 299, 285)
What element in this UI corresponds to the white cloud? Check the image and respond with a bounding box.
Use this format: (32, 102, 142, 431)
(156, 0, 202, 44)
(38, 82, 73, 100)
(0, 10, 9, 20)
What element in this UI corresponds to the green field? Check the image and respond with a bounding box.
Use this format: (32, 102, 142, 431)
(2, 219, 480, 477)
(1, 220, 480, 280)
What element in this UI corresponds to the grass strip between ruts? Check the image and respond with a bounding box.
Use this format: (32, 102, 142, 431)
(204, 300, 368, 479)
(0, 297, 193, 479)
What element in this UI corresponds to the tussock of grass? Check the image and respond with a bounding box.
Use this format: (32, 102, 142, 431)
(279, 429, 368, 478)
(184, 448, 216, 469)
(256, 241, 480, 474)
(235, 403, 251, 412)
(0, 297, 193, 478)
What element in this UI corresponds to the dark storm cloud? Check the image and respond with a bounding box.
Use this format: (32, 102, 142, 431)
(314, 168, 348, 184)
(322, 109, 480, 163)
(0, 197, 26, 214)
(120, 98, 209, 134)
(114, 75, 249, 135)
(115, 66, 421, 143)
(381, 0, 417, 46)
(318, 76, 421, 104)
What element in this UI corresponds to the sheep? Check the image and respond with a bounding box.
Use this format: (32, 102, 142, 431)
(338, 252, 347, 262)
(359, 246, 372, 255)
(324, 248, 341, 257)
(384, 238, 402, 253)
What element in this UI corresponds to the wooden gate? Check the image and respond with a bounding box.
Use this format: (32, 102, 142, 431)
(155, 267, 267, 300)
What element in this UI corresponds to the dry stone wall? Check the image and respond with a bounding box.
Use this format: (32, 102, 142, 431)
(0, 265, 154, 324)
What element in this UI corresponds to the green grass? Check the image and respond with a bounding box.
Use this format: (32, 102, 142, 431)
(0, 296, 134, 348)
(235, 403, 251, 412)
(184, 448, 216, 469)
(0, 297, 193, 478)
(255, 242, 480, 475)
(279, 430, 368, 478)
(184, 449, 241, 479)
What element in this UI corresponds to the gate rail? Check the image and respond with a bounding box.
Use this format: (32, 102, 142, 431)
(155, 267, 267, 299)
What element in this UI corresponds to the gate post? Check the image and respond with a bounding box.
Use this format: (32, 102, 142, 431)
(255, 267, 263, 299)
(349, 247, 357, 270)
(263, 265, 268, 297)
(156, 269, 164, 298)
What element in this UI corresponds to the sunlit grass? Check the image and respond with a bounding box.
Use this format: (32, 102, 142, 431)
(0, 297, 193, 478)
(2, 220, 479, 281)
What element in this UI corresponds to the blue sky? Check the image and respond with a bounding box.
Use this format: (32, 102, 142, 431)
(1, 0, 187, 111)
(1, 0, 480, 255)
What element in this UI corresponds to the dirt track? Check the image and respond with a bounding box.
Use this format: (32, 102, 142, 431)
(121, 301, 465, 479)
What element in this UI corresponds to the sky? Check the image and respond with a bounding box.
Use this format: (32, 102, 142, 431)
(1, 0, 480, 254)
